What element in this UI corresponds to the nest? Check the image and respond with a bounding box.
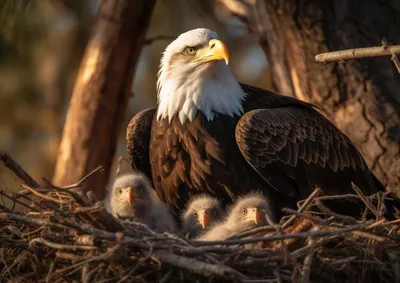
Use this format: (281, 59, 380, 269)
(1, 154, 400, 283)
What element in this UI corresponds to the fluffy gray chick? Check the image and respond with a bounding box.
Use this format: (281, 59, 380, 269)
(198, 193, 275, 241)
(180, 195, 225, 238)
(103, 173, 177, 233)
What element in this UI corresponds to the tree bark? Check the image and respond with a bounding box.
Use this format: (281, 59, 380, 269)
(241, 0, 400, 189)
(52, 0, 156, 200)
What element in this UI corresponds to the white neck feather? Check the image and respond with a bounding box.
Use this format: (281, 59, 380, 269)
(156, 61, 247, 124)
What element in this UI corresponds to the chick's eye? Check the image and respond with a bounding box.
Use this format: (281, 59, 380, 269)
(193, 211, 198, 216)
(211, 209, 217, 216)
(116, 188, 122, 194)
(185, 46, 197, 55)
(241, 208, 247, 215)
(137, 185, 144, 192)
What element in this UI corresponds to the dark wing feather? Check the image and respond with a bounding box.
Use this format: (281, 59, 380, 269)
(236, 84, 384, 198)
(126, 107, 156, 180)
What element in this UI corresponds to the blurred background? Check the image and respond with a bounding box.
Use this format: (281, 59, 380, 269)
(0, 0, 273, 191)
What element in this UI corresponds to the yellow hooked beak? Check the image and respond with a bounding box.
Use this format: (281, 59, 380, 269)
(193, 39, 229, 65)
(199, 210, 209, 229)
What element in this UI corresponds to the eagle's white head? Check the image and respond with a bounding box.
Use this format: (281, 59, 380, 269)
(157, 28, 246, 124)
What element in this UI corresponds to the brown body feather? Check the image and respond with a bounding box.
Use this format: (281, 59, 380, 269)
(127, 84, 385, 218)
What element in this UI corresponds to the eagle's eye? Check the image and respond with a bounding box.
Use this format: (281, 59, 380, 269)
(241, 208, 247, 215)
(185, 46, 197, 56)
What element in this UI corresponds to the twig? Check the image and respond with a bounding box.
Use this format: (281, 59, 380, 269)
(282, 188, 321, 229)
(194, 223, 369, 246)
(0, 151, 40, 188)
(30, 238, 99, 251)
(281, 208, 329, 225)
(227, 225, 276, 240)
(162, 232, 223, 266)
(311, 194, 362, 202)
(351, 231, 386, 242)
(158, 270, 173, 283)
(56, 251, 88, 263)
(45, 262, 56, 283)
(301, 228, 318, 283)
(0, 203, 13, 212)
(53, 165, 103, 190)
(21, 184, 72, 205)
(73, 202, 103, 214)
(51, 245, 121, 278)
(82, 263, 104, 283)
(18, 194, 50, 212)
(391, 54, 400, 72)
(1, 212, 74, 231)
(315, 44, 400, 62)
(117, 242, 154, 283)
(152, 250, 246, 280)
(290, 236, 334, 259)
(351, 183, 379, 218)
(13, 187, 50, 198)
(41, 179, 86, 206)
(365, 219, 386, 230)
(315, 200, 358, 224)
(0, 190, 38, 212)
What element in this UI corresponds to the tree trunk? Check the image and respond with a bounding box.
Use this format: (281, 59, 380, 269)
(52, 0, 156, 200)
(246, 0, 400, 189)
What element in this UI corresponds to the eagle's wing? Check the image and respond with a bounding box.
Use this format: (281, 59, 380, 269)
(126, 107, 156, 180)
(236, 88, 382, 198)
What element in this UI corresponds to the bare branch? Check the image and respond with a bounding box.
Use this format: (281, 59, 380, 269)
(193, 222, 370, 246)
(152, 250, 247, 280)
(315, 43, 400, 73)
(315, 44, 400, 62)
(0, 151, 40, 188)
(21, 184, 72, 205)
(281, 188, 321, 229)
(30, 238, 99, 251)
(301, 228, 318, 283)
(57, 165, 103, 190)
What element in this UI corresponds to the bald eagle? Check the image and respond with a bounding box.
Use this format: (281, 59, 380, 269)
(126, 28, 385, 219)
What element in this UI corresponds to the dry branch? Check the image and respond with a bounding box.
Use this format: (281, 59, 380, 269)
(315, 43, 400, 73)
(315, 44, 400, 62)
(0, 151, 40, 188)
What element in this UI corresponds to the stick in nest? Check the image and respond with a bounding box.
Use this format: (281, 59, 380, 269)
(301, 227, 318, 283)
(281, 188, 321, 229)
(0, 151, 40, 188)
(351, 183, 379, 218)
(193, 222, 370, 246)
(43, 165, 103, 190)
(21, 184, 72, 205)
